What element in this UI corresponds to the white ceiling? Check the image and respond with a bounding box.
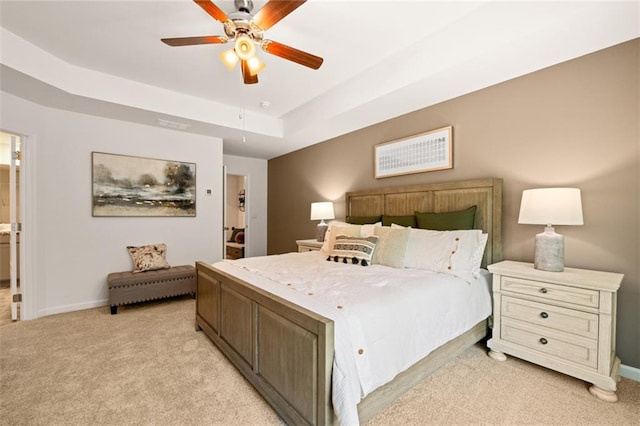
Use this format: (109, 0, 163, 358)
(1, 1, 638, 159)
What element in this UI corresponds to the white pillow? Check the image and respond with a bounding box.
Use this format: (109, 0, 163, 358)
(448, 231, 488, 278)
(400, 227, 455, 272)
(393, 224, 488, 281)
(320, 221, 348, 252)
(321, 222, 360, 253)
(360, 221, 381, 237)
(372, 226, 410, 268)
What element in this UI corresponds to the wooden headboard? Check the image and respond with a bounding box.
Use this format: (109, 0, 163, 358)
(345, 178, 503, 267)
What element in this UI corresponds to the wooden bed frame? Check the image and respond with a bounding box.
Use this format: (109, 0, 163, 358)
(195, 178, 502, 425)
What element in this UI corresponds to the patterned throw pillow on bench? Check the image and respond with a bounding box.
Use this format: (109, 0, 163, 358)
(126, 243, 170, 273)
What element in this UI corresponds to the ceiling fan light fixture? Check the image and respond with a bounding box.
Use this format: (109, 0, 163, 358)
(219, 48, 239, 70)
(247, 56, 265, 76)
(234, 34, 256, 60)
(162, 0, 324, 85)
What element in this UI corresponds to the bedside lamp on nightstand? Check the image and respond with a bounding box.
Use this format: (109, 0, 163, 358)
(310, 201, 335, 242)
(518, 187, 583, 272)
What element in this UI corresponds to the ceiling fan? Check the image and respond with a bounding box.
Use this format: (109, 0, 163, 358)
(162, 0, 323, 84)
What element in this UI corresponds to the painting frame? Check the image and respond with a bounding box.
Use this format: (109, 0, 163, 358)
(374, 126, 453, 178)
(92, 152, 196, 217)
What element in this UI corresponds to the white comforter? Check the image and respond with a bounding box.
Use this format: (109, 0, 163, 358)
(213, 251, 492, 425)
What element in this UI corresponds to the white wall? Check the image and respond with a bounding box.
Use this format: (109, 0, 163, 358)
(1, 91, 223, 319)
(223, 154, 268, 258)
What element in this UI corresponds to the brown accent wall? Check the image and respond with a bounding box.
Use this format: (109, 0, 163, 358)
(268, 39, 640, 368)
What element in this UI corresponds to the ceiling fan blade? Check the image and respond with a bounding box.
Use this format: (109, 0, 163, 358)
(241, 60, 259, 84)
(194, 0, 229, 23)
(262, 40, 323, 70)
(253, 0, 306, 31)
(161, 35, 228, 47)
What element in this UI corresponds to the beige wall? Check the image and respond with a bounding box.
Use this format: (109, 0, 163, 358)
(268, 39, 640, 368)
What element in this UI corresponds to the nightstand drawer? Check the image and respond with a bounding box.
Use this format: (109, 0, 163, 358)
(501, 276, 599, 308)
(502, 296, 598, 339)
(501, 318, 598, 369)
(226, 245, 243, 259)
(296, 239, 323, 252)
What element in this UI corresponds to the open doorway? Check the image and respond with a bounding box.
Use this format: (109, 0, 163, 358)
(225, 174, 247, 260)
(0, 131, 21, 325)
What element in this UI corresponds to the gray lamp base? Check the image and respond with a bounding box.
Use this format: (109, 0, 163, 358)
(316, 222, 328, 242)
(534, 225, 564, 272)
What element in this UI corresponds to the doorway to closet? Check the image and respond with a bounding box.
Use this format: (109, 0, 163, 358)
(225, 174, 247, 260)
(0, 131, 22, 325)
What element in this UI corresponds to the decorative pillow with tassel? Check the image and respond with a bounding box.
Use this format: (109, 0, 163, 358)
(327, 235, 378, 266)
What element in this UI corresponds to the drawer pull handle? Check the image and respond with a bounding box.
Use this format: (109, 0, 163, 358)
(539, 288, 548, 294)
(539, 337, 548, 345)
(540, 312, 549, 319)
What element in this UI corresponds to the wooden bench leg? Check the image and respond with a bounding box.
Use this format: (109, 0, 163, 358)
(110, 305, 117, 315)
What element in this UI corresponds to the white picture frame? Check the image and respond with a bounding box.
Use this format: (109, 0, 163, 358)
(374, 126, 453, 178)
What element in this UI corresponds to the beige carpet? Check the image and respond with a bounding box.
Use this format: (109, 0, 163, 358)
(0, 284, 14, 327)
(1, 296, 638, 426)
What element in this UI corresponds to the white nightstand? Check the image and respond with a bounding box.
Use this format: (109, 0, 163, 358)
(296, 239, 323, 252)
(487, 260, 623, 402)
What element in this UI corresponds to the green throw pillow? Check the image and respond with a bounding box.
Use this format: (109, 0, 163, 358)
(346, 215, 382, 225)
(382, 215, 417, 227)
(415, 206, 477, 231)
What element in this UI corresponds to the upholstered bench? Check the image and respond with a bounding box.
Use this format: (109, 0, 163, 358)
(107, 265, 196, 314)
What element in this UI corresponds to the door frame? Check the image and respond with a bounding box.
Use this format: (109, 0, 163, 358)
(9, 135, 19, 320)
(224, 171, 248, 258)
(1, 129, 35, 320)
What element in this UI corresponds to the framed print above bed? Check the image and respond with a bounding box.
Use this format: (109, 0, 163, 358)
(92, 152, 196, 217)
(374, 126, 453, 178)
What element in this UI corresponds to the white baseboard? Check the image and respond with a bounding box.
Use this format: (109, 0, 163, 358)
(620, 363, 640, 382)
(38, 299, 107, 317)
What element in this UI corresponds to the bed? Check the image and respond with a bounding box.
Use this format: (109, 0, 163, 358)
(195, 178, 502, 425)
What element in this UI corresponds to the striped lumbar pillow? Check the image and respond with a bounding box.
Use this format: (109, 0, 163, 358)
(327, 235, 378, 266)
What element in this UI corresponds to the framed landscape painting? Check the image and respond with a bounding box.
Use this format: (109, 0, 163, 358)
(92, 152, 196, 217)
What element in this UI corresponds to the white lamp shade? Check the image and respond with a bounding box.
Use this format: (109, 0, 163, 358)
(234, 34, 256, 61)
(310, 202, 335, 221)
(246, 56, 265, 76)
(518, 188, 584, 226)
(219, 48, 239, 70)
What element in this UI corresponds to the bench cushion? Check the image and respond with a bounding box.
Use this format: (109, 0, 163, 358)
(108, 265, 196, 308)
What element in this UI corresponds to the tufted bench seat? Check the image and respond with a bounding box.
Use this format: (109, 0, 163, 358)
(107, 265, 196, 314)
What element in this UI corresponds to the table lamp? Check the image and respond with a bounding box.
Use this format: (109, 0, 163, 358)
(310, 201, 335, 242)
(518, 188, 583, 272)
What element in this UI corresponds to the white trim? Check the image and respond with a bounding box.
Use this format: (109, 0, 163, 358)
(222, 165, 227, 259)
(38, 299, 107, 318)
(0, 28, 282, 139)
(20, 132, 36, 320)
(1, 129, 37, 320)
(242, 175, 250, 257)
(620, 364, 640, 383)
